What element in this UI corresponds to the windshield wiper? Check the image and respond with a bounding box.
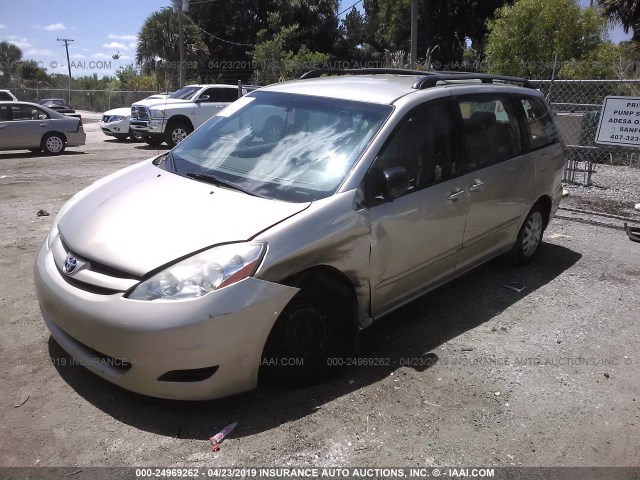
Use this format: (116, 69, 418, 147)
(185, 172, 271, 199)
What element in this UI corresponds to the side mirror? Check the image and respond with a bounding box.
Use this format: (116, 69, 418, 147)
(382, 167, 409, 201)
(196, 95, 210, 103)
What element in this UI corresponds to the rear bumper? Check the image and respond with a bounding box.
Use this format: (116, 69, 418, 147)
(34, 238, 299, 400)
(66, 131, 86, 147)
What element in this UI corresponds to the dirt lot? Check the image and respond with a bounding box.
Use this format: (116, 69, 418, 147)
(1, 115, 639, 470)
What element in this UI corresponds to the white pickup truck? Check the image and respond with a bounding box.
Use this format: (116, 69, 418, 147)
(130, 84, 245, 147)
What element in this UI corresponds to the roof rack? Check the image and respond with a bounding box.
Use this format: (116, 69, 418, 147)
(299, 68, 534, 90)
(300, 68, 429, 80)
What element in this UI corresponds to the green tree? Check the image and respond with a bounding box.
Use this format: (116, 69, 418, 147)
(485, 0, 607, 79)
(360, 0, 513, 69)
(136, 7, 208, 87)
(597, 0, 640, 43)
(16, 60, 49, 87)
(560, 42, 621, 79)
(0, 41, 22, 82)
(251, 14, 330, 84)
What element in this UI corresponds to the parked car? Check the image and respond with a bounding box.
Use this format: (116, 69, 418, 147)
(34, 70, 565, 400)
(99, 107, 144, 141)
(129, 84, 244, 147)
(39, 98, 76, 114)
(0, 101, 85, 154)
(0, 89, 18, 101)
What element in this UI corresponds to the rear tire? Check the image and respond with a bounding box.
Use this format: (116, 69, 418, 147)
(512, 204, 546, 265)
(261, 280, 358, 387)
(165, 121, 192, 148)
(41, 133, 65, 155)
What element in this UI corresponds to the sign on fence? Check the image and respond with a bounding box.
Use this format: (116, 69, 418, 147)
(595, 96, 640, 147)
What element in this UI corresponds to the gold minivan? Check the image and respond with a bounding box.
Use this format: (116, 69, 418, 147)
(34, 70, 565, 400)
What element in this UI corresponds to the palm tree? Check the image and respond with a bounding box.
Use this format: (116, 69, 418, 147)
(0, 41, 23, 80)
(136, 7, 208, 85)
(597, 0, 640, 42)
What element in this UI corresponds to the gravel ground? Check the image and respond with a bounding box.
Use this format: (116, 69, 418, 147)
(1, 116, 639, 470)
(563, 163, 640, 218)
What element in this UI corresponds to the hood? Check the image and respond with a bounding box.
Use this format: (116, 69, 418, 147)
(58, 160, 310, 276)
(102, 107, 130, 117)
(132, 98, 192, 109)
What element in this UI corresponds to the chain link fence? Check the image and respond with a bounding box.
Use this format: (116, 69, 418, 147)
(9, 88, 158, 113)
(531, 79, 640, 218)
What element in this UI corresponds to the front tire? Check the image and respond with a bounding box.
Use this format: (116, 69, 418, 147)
(261, 281, 358, 387)
(41, 133, 65, 155)
(165, 121, 192, 148)
(130, 130, 145, 142)
(114, 133, 129, 141)
(144, 135, 163, 146)
(512, 204, 546, 265)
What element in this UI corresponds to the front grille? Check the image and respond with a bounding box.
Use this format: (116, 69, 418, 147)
(131, 106, 149, 120)
(63, 330, 133, 374)
(157, 366, 219, 382)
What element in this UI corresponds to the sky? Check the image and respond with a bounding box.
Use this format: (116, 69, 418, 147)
(0, 0, 633, 79)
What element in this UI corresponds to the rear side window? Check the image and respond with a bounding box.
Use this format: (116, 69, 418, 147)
(0, 92, 13, 101)
(11, 105, 50, 120)
(457, 94, 523, 169)
(519, 96, 559, 150)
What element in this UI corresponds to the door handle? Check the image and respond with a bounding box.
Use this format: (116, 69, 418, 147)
(447, 190, 465, 201)
(469, 179, 485, 192)
(40, 123, 47, 127)
(0, 125, 5, 129)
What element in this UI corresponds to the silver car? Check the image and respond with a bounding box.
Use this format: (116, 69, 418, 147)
(34, 70, 565, 400)
(0, 101, 86, 154)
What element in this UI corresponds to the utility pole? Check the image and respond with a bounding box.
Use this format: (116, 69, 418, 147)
(57, 37, 74, 104)
(173, 0, 189, 88)
(410, 0, 418, 69)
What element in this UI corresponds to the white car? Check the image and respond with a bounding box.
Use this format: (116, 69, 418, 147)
(99, 107, 144, 141)
(130, 84, 243, 147)
(0, 90, 18, 101)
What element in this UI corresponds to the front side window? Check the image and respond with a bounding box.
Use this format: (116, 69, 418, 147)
(520, 96, 559, 150)
(202, 88, 238, 102)
(367, 100, 457, 198)
(166, 91, 392, 202)
(458, 95, 523, 169)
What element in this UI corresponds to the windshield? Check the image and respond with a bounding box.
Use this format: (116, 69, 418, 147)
(169, 86, 200, 100)
(168, 91, 392, 202)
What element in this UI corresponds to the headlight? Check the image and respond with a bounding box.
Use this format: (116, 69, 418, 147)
(149, 108, 166, 118)
(127, 242, 266, 301)
(110, 115, 126, 122)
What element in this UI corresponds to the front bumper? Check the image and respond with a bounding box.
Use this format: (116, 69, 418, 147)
(34, 238, 298, 400)
(99, 120, 130, 136)
(130, 118, 164, 134)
